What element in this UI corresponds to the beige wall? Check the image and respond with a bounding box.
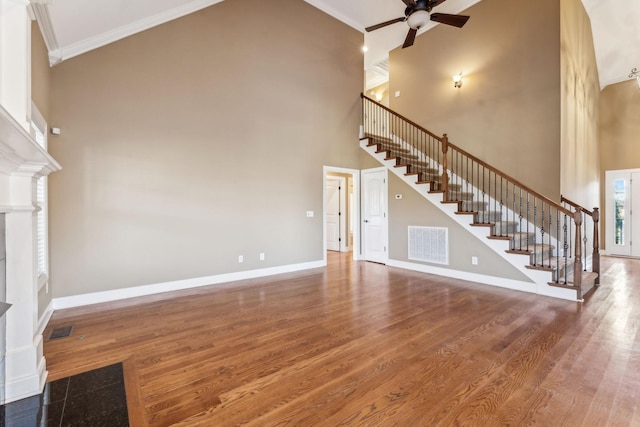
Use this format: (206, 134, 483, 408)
(599, 79, 640, 246)
(560, 0, 600, 210)
(366, 82, 389, 107)
(48, 0, 363, 298)
(31, 22, 51, 120)
(388, 0, 561, 199)
(388, 173, 530, 282)
(600, 80, 640, 172)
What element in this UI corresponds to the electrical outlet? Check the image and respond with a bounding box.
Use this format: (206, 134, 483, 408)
(260, 253, 265, 261)
(472, 256, 478, 265)
(238, 255, 244, 263)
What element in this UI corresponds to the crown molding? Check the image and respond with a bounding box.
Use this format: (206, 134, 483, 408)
(57, 0, 224, 63)
(303, 0, 364, 32)
(30, 1, 61, 66)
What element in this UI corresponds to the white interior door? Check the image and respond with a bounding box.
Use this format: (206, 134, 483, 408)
(326, 177, 345, 252)
(362, 168, 388, 263)
(605, 169, 640, 257)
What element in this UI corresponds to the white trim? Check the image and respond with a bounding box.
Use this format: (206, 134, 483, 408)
(387, 259, 580, 302)
(53, 260, 325, 310)
(303, 0, 364, 32)
(388, 259, 536, 293)
(37, 299, 54, 337)
(0, 106, 61, 176)
(325, 175, 347, 252)
(57, 0, 225, 63)
(323, 166, 361, 261)
(4, 342, 47, 403)
(30, 1, 61, 65)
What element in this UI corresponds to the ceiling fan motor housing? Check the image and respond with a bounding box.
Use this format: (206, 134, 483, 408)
(405, 0, 432, 29)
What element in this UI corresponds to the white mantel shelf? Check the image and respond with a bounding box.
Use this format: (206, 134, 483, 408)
(0, 106, 61, 177)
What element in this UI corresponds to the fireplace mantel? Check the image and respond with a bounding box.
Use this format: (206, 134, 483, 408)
(0, 106, 60, 179)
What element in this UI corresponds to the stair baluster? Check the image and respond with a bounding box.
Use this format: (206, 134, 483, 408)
(360, 93, 599, 299)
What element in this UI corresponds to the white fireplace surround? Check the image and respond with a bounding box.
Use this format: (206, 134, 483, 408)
(0, 106, 61, 404)
(1, 0, 61, 403)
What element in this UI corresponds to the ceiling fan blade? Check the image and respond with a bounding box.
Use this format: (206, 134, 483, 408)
(428, 0, 448, 7)
(430, 13, 470, 28)
(365, 17, 406, 32)
(402, 28, 418, 48)
(401, 0, 416, 6)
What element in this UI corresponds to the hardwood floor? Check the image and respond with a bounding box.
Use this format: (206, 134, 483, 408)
(44, 253, 640, 426)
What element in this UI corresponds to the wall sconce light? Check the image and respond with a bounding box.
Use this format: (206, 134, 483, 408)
(630, 68, 640, 88)
(453, 72, 463, 88)
(375, 93, 383, 102)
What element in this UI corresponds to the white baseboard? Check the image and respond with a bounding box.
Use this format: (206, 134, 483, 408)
(387, 259, 538, 294)
(53, 260, 326, 310)
(4, 344, 47, 404)
(387, 259, 581, 301)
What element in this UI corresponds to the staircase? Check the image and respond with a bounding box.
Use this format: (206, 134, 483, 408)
(360, 94, 600, 301)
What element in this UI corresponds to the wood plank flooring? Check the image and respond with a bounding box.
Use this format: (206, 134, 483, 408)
(44, 253, 640, 426)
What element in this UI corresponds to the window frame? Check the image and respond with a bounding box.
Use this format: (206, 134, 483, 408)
(31, 104, 49, 291)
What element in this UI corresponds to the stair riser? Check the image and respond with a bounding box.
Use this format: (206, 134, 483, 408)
(528, 248, 555, 263)
(476, 211, 503, 223)
(412, 166, 440, 175)
(449, 192, 475, 201)
(432, 182, 462, 191)
(492, 222, 519, 235)
(377, 144, 410, 154)
(509, 234, 537, 249)
(460, 201, 488, 212)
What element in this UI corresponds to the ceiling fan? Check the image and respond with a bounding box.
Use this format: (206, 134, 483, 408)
(365, 0, 470, 48)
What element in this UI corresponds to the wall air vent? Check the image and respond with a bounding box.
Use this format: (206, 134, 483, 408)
(408, 226, 449, 265)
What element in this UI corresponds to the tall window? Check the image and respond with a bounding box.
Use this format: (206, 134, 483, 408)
(31, 105, 48, 287)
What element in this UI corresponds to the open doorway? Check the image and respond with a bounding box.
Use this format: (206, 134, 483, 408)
(323, 167, 360, 262)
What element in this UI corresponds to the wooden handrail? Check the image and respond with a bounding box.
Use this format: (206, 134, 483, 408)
(361, 93, 572, 217)
(360, 93, 573, 216)
(561, 195, 594, 216)
(360, 93, 443, 141)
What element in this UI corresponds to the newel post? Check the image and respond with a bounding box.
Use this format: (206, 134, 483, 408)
(573, 210, 583, 295)
(441, 134, 449, 200)
(593, 207, 600, 285)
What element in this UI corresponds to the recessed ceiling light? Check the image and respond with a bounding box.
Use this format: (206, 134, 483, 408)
(362, 45, 369, 53)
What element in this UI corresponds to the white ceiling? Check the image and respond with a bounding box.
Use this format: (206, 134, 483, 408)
(32, 0, 640, 89)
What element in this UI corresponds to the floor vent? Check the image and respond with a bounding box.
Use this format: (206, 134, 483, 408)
(408, 226, 449, 265)
(48, 326, 73, 341)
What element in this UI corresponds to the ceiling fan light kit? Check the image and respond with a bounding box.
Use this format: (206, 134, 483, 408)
(407, 10, 430, 29)
(365, 0, 470, 48)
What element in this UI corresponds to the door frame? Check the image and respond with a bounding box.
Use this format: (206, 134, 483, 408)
(361, 166, 389, 264)
(325, 175, 347, 252)
(605, 168, 640, 257)
(323, 166, 360, 262)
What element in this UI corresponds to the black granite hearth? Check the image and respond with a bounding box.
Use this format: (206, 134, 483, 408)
(0, 362, 129, 426)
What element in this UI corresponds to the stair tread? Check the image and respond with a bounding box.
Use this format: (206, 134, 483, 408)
(506, 243, 555, 255)
(556, 271, 599, 286)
